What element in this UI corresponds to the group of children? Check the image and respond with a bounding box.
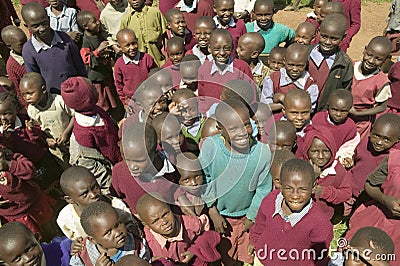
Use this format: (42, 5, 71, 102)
(0, 0, 399, 265)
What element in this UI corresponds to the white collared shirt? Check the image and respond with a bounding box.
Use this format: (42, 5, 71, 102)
(213, 16, 236, 29)
(210, 57, 234, 75)
(310, 45, 336, 69)
(191, 45, 213, 65)
(252, 59, 264, 76)
(176, 0, 199, 13)
(46, 5, 79, 32)
(272, 192, 313, 227)
(122, 52, 140, 65)
(31, 31, 64, 52)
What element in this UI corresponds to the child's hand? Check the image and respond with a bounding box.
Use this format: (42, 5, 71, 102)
(67, 31, 81, 43)
(2, 123, 12, 139)
(180, 251, 195, 264)
(383, 195, 400, 217)
(97, 41, 110, 53)
(25, 119, 36, 131)
(57, 132, 70, 145)
(349, 107, 357, 116)
(247, 243, 255, 255)
(168, 101, 181, 116)
(339, 156, 354, 169)
(71, 237, 84, 255)
(241, 217, 254, 236)
(273, 93, 285, 104)
(95, 252, 114, 266)
(314, 184, 324, 198)
(112, 44, 122, 55)
(209, 207, 227, 234)
(180, 205, 197, 216)
(46, 138, 57, 149)
(309, 159, 322, 178)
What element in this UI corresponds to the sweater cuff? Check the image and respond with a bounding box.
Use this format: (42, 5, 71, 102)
(93, 49, 100, 57)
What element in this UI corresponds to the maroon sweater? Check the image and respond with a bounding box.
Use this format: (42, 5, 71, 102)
(114, 52, 156, 104)
(250, 189, 333, 266)
(388, 61, 400, 111)
(333, 0, 361, 52)
(182, 0, 215, 34)
(224, 18, 247, 57)
(162, 59, 181, 87)
(6, 55, 27, 106)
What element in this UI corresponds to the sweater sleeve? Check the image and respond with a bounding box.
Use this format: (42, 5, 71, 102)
(249, 195, 268, 245)
(22, 43, 40, 73)
(8, 153, 36, 180)
(113, 60, 126, 103)
(342, 1, 361, 46)
(198, 137, 218, 208)
(320, 167, 352, 205)
(309, 215, 333, 266)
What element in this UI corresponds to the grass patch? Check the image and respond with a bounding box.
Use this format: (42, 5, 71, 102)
(12, 0, 20, 5)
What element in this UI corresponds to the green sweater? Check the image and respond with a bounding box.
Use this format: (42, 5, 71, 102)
(199, 134, 272, 221)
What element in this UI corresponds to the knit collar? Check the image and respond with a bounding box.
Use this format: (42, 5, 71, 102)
(123, 53, 140, 65)
(253, 20, 274, 32)
(192, 45, 213, 64)
(354, 61, 380, 80)
(273, 192, 313, 227)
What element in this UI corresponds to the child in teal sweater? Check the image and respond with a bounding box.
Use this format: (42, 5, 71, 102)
(199, 98, 272, 265)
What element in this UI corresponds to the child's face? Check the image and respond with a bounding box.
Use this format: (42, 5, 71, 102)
(168, 14, 187, 36)
(253, 110, 270, 136)
(176, 98, 198, 126)
(214, 0, 234, 26)
(307, 137, 332, 168)
(295, 27, 314, 45)
(361, 44, 389, 75)
(253, 4, 274, 30)
(89, 209, 128, 250)
(141, 201, 177, 238)
(178, 168, 203, 195)
(85, 16, 101, 34)
(25, 12, 52, 42)
(209, 34, 233, 65)
(194, 22, 214, 49)
(64, 174, 101, 209)
(270, 165, 281, 190)
(181, 67, 199, 92)
(328, 97, 351, 124)
(280, 170, 314, 213)
(218, 107, 253, 153)
(369, 123, 400, 153)
(318, 24, 343, 56)
(283, 98, 311, 129)
(159, 121, 182, 153)
(5, 33, 27, 55)
(128, 0, 145, 10)
(237, 38, 254, 64)
(119, 33, 139, 59)
(137, 90, 166, 116)
(268, 52, 285, 71)
(269, 131, 296, 152)
(20, 83, 46, 106)
(167, 44, 185, 66)
(285, 52, 307, 80)
(47, 0, 62, 8)
(0, 232, 44, 266)
(0, 100, 17, 129)
(123, 141, 155, 177)
(109, 0, 124, 8)
(313, 0, 326, 16)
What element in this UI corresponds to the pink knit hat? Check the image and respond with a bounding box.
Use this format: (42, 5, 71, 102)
(61, 76, 98, 112)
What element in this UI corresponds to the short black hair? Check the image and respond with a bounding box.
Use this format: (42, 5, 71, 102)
(373, 113, 400, 138)
(210, 28, 233, 49)
(77, 10, 96, 28)
(21, 2, 47, 24)
(194, 16, 216, 30)
(367, 36, 392, 59)
(0, 91, 22, 112)
(0, 222, 36, 260)
(1, 25, 26, 45)
(165, 8, 183, 23)
(350, 227, 394, 255)
(280, 158, 316, 184)
(121, 121, 158, 155)
(80, 201, 117, 236)
(271, 150, 295, 169)
(60, 166, 96, 195)
(320, 13, 347, 37)
(167, 36, 185, 53)
(20, 72, 46, 89)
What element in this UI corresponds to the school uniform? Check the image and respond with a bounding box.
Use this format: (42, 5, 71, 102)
(166, 29, 196, 51)
(6, 51, 27, 106)
(213, 16, 247, 57)
(162, 59, 182, 87)
(387, 61, 400, 113)
(186, 45, 213, 65)
(333, 0, 361, 52)
(176, 0, 215, 34)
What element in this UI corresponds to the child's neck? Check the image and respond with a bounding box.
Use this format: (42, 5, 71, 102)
(35, 93, 48, 109)
(84, 30, 98, 37)
(35, 30, 54, 46)
(218, 16, 232, 27)
(50, 4, 63, 14)
(249, 58, 259, 70)
(199, 45, 210, 56)
(359, 62, 377, 76)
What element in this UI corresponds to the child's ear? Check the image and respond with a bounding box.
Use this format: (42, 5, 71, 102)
(166, 22, 171, 30)
(41, 85, 47, 93)
(64, 195, 74, 205)
(208, 44, 212, 54)
(251, 50, 260, 59)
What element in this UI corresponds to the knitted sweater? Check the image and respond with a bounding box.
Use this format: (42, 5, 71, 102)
(199, 134, 272, 221)
(6, 54, 27, 94)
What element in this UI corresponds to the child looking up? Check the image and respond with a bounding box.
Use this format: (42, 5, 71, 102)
(294, 21, 316, 46)
(71, 201, 150, 265)
(267, 46, 286, 71)
(199, 99, 272, 265)
(61, 77, 121, 193)
(114, 29, 157, 109)
(246, 0, 294, 55)
(261, 43, 319, 113)
(46, 0, 80, 43)
(268, 120, 297, 153)
(20, 72, 74, 170)
(249, 158, 333, 265)
(165, 9, 195, 50)
(349, 36, 392, 139)
(270, 149, 295, 189)
(179, 55, 201, 93)
(120, 0, 167, 66)
(237, 32, 272, 94)
(187, 16, 215, 65)
(307, 13, 353, 111)
(136, 193, 221, 265)
(213, 0, 247, 56)
(21, 3, 87, 93)
(163, 36, 186, 87)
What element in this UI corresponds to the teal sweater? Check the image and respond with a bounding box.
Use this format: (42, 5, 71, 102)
(199, 134, 272, 221)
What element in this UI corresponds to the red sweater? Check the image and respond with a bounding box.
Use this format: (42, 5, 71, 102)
(333, 0, 361, 52)
(6, 55, 27, 107)
(114, 52, 156, 104)
(162, 59, 181, 87)
(250, 190, 333, 266)
(388, 62, 400, 111)
(182, 0, 215, 34)
(225, 18, 247, 57)
(20, 0, 49, 6)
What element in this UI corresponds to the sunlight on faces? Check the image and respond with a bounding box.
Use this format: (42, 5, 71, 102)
(64, 175, 102, 210)
(122, 140, 155, 177)
(328, 97, 352, 124)
(167, 43, 185, 66)
(307, 138, 332, 168)
(214, 0, 234, 26)
(137, 90, 167, 118)
(237, 36, 255, 63)
(20, 80, 46, 106)
(294, 25, 315, 46)
(361, 43, 390, 76)
(318, 23, 344, 56)
(177, 98, 198, 126)
(283, 97, 311, 130)
(209, 32, 233, 66)
(194, 22, 214, 49)
(313, 0, 327, 16)
(128, 0, 145, 11)
(1, 28, 27, 55)
(117, 30, 139, 59)
(284, 48, 308, 80)
(23, 7, 52, 42)
(0, 230, 44, 266)
(269, 131, 296, 152)
(168, 13, 187, 37)
(84, 15, 101, 34)
(176, 153, 204, 195)
(252, 103, 271, 136)
(253, 2, 274, 30)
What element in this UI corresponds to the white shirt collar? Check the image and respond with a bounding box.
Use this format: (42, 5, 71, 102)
(310, 45, 336, 69)
(31, 31, 63, 52)
(176, 0, 198, 13)
(253, 20, 272, 32)
(192, 45, 213, 64)
(10, 50, 24, 65)
(0, 116, 22, 134)
(74, 112, 105, 127)
(319, 160, 338, 178)
(353, 61, 379, 80)
(280, 68, 310, 89)
(46, 5, 67, 18)
(252, 59, 264, 75)
(210, 57, 234, 75)
(123, 53, 140, 65)
(213, 16, 236, 29)
(273, 192, 313, 227)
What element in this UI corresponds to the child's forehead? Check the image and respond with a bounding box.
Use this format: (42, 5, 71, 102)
(215, 0, 234, 8)
(254, 3, 274, 12)
(210, 34, 232, 45)
(170, 13, 185, 21)
(195, 21, 214, 30)
(269, 52, 285, 60)
(297, 26, 314, 35)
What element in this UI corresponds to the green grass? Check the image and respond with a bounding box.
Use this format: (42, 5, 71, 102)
(12, 0, 20, 5)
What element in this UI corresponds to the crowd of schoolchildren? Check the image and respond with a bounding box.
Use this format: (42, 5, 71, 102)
(0, 0, 399, 265)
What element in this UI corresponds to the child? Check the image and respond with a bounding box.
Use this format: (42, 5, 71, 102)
(316, 2, 344, 25)
(251, 102, 271, 144)
(120, 0, 167, 66)
(100, 0, 130, 49)
(307, 13, 353, 111)
(213, 0, 247, 56)
(246, 0, 294, 55)
(179, 55, 201, 93)
(333, 0, 361, 52)
(136, 193, 221, 265)
(270, 149, 295, 189)
(312, 89, 359, 169)
(0, 0, 20, 62)
(148, 67, 174, 95)
(115, 254, 152, 266)
(0, 222, 72, 265)
(268, 120, 297, 152)
(249, 158, 333, 265)
(77, 10, 120, 114)
(1, 26, 27, 104)
(165, 9, 195, 50)
(61, 77, 121, 193)
(267, 46, 286, 71)
(197, 28, 254, 103)
(57, 166, 134, 240)
(305, 0, 327, 29)
(111, 121, 190, 214)
(114, 29, 157, 109)
(46, 0, 80, 43)
(260, 43, 319, 113)
(170, 89, 205, 155)
(349, 36, 392, 139)
(187, 16, 215, 65)
(71, 201, 150, 265)
(350, 114, 400, 199)
(0, 148, 56, 239)
(237, 32, 273, 94)
(0, 92, 62, 191)
(162, 36, 186, 87)
(175, 0, 215, 34)
(175, 152, 206, 216)
(199, 99, 272, 264)
(200, 116, 220, 139)
(294, 21, 316, 46)
(387, 61, 400, 114)
(300, 125, 352, 221)
(21, 3, 87, 93)
(19, 73, 73, 170)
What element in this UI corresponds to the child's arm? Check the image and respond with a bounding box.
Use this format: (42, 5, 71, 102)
(66, 9, 81, 43)
(248, 196, 269, 254)
(80, 41, 109, 68)
(9, 153, 36, 180)
(57, 116, 74, 144)
(113, 63, 127, 105)
(349, 101, 388, 116)
(341, 1, 361, 49)
(208, 205, 227, 234)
